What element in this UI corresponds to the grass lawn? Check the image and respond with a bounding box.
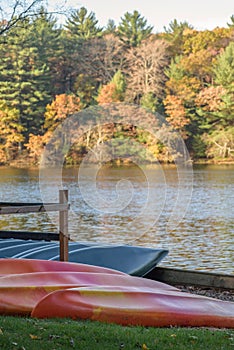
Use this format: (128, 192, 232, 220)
(0, 316, 233, 350)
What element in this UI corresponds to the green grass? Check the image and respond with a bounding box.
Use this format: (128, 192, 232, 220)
(0, 316, 233, 350)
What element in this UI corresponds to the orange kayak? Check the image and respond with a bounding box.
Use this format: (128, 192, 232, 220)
(31, 286, 234, 328)
(0, 258, 126, 276)
(0, 264, 177, 315)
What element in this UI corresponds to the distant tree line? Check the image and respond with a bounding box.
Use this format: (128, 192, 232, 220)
(0, 2, 233, 164)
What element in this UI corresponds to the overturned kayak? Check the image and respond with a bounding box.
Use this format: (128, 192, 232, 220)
(0, 258, 233, 328)
(0, 239, 168, 276)
(32, 286, 234, 328)
(0, 259, 175, 315)
(0, 257, 126, 276)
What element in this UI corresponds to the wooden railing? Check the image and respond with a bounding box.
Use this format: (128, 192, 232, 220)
(0, 190, 69, 261)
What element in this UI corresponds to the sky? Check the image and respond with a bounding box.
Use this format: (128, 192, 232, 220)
(60, 0, 234, 32)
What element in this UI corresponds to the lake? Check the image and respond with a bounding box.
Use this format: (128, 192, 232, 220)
(0, 164, 233, 274)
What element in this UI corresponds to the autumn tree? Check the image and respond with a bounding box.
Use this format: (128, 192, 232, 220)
(96, 71, 125, 104)
(180, 49, 215, 85)
(25, 133, 48, 163)
(162, 19, 194, 55)
(164, 54, 202, 152)
(124, 38, 169, 102)
(183, 27, 232, 54)
(164, 95, 190, 138)
(118, 10, 153, 47)
(26, 93, 82, 163)
(97, 83, 119, 104)
(75, 34, 125, 104)
(194, 42, 234, 160)
(0, 102, 24, 162)
(44, 93, 82, 132)
(78, 34, 125, 86)
(195, 86, 226, 127)
(72, 35, 121, 106)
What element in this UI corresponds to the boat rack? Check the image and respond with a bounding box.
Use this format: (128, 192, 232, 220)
(0, 190, 69, 261)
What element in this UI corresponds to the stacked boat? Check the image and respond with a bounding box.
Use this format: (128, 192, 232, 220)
(0, 239, 233, 328)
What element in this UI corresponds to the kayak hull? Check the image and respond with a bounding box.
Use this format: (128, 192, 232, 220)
(32, 287, 234, 328)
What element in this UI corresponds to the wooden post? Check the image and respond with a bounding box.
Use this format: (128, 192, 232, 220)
(59, 189, 69, 261)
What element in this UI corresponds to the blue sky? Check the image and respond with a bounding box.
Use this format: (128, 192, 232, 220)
(60, 0, 233, 32)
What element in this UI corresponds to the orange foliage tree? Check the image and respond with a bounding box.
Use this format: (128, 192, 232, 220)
(164, 95, 190, 138)
(96, 82, 122, 104)
(44, 93, 82, 132)
(195, 86, 226, 112)
(26, 94, 82, 163)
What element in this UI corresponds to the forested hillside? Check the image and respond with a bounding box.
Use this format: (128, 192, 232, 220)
(0, 5, 233, 165)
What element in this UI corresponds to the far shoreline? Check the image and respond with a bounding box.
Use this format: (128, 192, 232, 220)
(0, 158, 233, 170)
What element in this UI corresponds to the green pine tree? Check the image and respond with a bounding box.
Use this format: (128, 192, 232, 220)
(213, 42, 234, 127)
(65, 7, 103, 39)
(227, 15, 234, 28)
(140, 92, 161, 113)
(28, 7, 62, 96)
(105, 19, 117, 34)
(111, 70, 126, 101)
(118, 10, 153, 47)
(0, 19, 51, 140)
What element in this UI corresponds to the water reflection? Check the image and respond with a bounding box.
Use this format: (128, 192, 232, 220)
(0, 164, 233, 274)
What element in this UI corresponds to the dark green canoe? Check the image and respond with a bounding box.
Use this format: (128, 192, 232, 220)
(0, 239, 168, 276)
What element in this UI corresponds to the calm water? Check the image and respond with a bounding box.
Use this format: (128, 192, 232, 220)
(0, 164, 233, 274)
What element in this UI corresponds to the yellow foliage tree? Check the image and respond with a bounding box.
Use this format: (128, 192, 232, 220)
(0, 102, 24, 162)
(44, 94, 82, 132)
(26, 94, 82, 163)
